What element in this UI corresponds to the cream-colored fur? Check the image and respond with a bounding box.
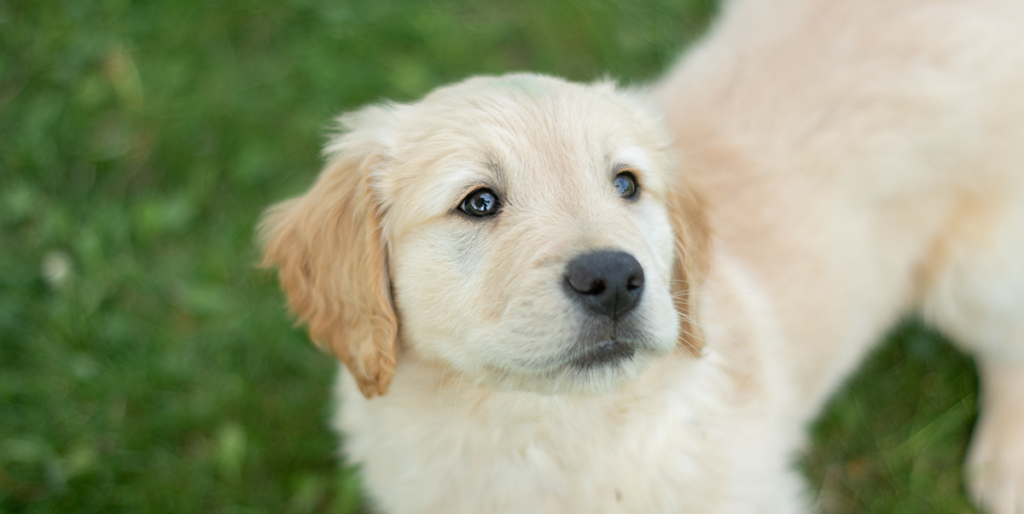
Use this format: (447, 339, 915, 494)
(260, 0, 1024, 512)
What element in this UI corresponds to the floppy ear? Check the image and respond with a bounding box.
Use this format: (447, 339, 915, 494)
(259, 107, 399, 398)
(666, 177, 711, 357)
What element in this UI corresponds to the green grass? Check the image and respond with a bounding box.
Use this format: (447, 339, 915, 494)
(805, 321, 979, 514)
(0, 0, 979, 512)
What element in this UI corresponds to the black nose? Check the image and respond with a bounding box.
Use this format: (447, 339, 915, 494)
(563, 251, 645, 318)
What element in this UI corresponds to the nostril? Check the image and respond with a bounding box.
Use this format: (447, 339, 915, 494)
(626, 272, 644, 291)
(567, 274, 606, 296)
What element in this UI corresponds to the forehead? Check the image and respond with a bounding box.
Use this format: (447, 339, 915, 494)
(374, 75, 671, 228)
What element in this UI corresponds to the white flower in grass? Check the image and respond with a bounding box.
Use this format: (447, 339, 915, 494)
(41, 251, 72, 288)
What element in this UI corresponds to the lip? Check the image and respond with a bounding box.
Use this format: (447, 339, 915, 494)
(569, 339, 636, 369)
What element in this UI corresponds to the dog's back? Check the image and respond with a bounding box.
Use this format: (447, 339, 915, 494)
(656, 1, 1024, 510)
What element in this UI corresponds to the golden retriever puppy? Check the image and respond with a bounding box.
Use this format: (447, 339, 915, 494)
(260, 0, 1024, 512)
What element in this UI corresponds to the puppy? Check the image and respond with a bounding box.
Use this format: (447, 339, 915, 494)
(260, 0, 1024, 512)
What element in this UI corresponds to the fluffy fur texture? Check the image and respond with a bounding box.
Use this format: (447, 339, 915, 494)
(260, 0, 1024, 512)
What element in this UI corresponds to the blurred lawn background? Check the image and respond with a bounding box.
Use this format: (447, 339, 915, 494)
(0, 0, 981, 512)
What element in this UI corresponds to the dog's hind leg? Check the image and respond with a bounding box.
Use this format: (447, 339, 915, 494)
(922, 198, 1024, 514)
(963, 362, 1024, 514)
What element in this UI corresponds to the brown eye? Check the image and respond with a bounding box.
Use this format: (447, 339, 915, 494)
(459, 188, 501, 217)
(613, 172, 639, 200)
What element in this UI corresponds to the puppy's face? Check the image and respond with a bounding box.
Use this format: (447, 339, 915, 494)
(261, 74, 708, 397)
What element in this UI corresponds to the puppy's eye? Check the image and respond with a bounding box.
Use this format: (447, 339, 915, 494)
(459, 188, 501, 217)
(613, 172, 639, 200)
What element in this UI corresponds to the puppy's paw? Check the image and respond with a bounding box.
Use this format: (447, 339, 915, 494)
(967, 430, 1024, 514)
(966, 363, 1024, 514)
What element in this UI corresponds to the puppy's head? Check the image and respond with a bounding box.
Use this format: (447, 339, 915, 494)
(260, 74, 709, 398)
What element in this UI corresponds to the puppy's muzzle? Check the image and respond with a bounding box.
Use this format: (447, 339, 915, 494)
(563, 250, 645, 319)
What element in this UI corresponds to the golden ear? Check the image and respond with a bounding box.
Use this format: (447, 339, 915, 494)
(259, 108, 398, 398)
(666, 177, 711, 357)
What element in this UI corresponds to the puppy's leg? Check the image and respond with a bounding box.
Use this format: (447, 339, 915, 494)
(923, 201, 1024, 514)
(968, 359, 1024, 514)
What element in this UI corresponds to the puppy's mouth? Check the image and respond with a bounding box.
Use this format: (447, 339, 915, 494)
(483, 329, 665, 393)
(494, 323, 666, 385)
(569, 339, 636, 370)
